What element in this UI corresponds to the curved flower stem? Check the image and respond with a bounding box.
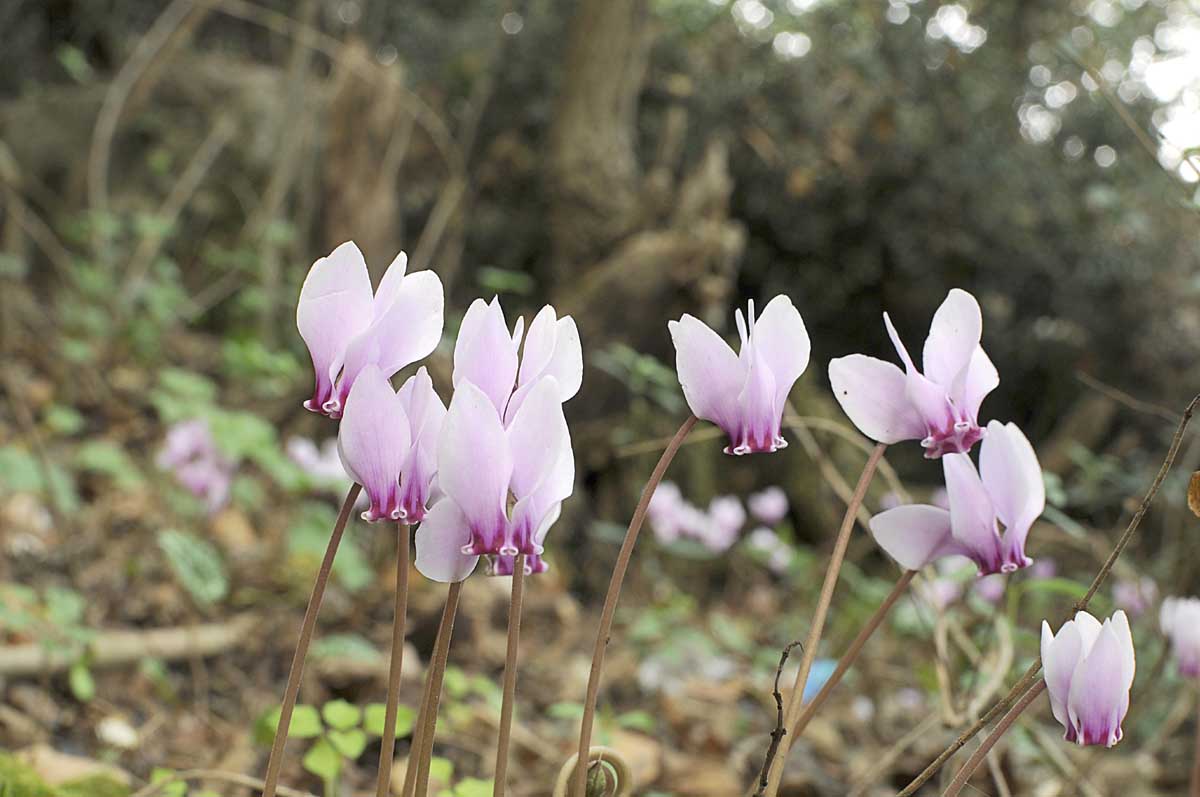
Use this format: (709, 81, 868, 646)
(1191, 696, 1200, 797)
(900, 391, 1200, 796)
(761, 442, 886, 797)
(414, 582, 463, 797)
(374, 522, 412, 797)
(788, 568, 916, 739)
(942, 680, 1046, 797)
(494, 554, 527, 797)
(262, 483, 361, 797)
(572, 415, 698, 797)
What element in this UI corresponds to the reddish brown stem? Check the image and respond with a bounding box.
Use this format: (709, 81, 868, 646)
(494, 554, 527, 797)
(1191, 696, 1200, 797)
(413, 582, 463, 797)
(762, 442, 887, 797)
(400, 652, 437, 797)
(262, 484, 361, 797)
(942, 680, 1046, 797)
(374, 522, 412, 797)
(790, 569, 916, 739)
(572, 415, 698, 797)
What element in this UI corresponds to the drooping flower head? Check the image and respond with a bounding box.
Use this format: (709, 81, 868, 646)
(337, 365, 410, 522)
(829, 289, 998, 458)
(669, 296, 810, 455)
(297, 243, 444, 418)
(1041, 610, 1135, 746)
(414, 377, 574, 581)
(1160, 597, 1200, 678)
(869, 421, 1044, 575)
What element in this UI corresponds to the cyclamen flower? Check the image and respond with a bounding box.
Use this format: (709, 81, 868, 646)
(1114, 577, 1158, 618)
(829, 289, 998, 458)
(337, 365, 446, 522)
(1160, 597, 1200, 677)
(869, 421, 1044, 575)
(286, 436, 348, 484)
(670, 296, 810, 455)
(453, 298, 581, 421)
(748, 486, 789, 525)
(414, 377, 573, 581)
(157, 419, 234, 514)
(297, 242, 444, 418)
(1041, 610, 1135, 746)
(648, 482, 687, 543)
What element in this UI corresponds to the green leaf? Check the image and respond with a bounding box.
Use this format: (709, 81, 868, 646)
(547, 701, 585, 721)
(68, 660, 95, 702)
(75, 440, 144, 489)
(1019, 577, 1090, 602)
(44, 405, 85, 435)
(290, 705, 325, 738)
(327, 728, 367, 759)
(44, 585, 87, 627)
(301, 738, 342, 780)
(312, 634, 381, 664)
(150, 768, 187, 797)
(158, 529, 229, 606)
(322, 699, 362, 730)
(616, 709, 657, 733)
(443, 666, 470, 699)
(364, 703, 415, 738)
(428, 756, 454, 785)
(454, 778, 494, 797)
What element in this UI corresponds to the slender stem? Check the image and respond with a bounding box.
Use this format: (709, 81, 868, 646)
(375, 522, 412, 797)
(572, 415, 698, 797)
(400, 652, 438, 797)
(262, 484, 361, 797)
(1191, 696, 1200, 797)
(494, 554, 527, 797)
(900, 391, 1200, 796)
(761, 442, 886, 797)
(789, 569, 916, 739)
(413, 582, 463, 797)
(942, 680, 1046, 797)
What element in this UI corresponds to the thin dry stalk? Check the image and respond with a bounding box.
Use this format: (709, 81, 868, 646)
(413, 582, 464, 797)
(494, 554, 527, 797)
(374, 522, 412, 797)
(942, 680, 1046, 797)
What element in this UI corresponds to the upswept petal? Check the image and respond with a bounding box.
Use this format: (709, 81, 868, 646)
(942, 453, 1001, 563)
(828, 355, 927, 443)
(337, 365, 410, 521)
(980, 421, 1044, 558)
(372, 250, 409, 313)
(438, 381, 512, 542)
(751, 295, 811, 410)
(963, 347, 999, 419)
(1042, 619, 1082, 733)
(1067, 622, 1130, 746)
(669, 315, 743, 435)
(885, 312, 955, 434)
(414, 499, 479, 583)
(339, 269, 445, 399)
(922, 288, 983, 400)
(509, 308, 582, 417)
(868, 504, 958, 570)
(506, 377, 568, 505)
(1110, 610, 1136, 686)
(1074, 609, 1104, 654)
(396, 367, 446, 521)
(453, 297, 520, 415)
(297, 241, 374, 411)
(734, 342, 778, 452)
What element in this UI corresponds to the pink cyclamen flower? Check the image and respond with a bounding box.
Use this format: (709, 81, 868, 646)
(1160, 597, 1200, 677)
(869, 420, 1044, 575)
(648, 482, 687, 544)
(453, 298, 581, 421)
(395, 367, 447, 522)
(337, 365, 411, 522)
(297, 242, 444, 418)
(973, 573, 1007, 604)
(748, 486, 789, 525)
(414, 376, 574, 581)
(669, 296, 810, 455)
(698, 495, 747, 552)
(1114, 576, 1158, 618)
(157, 419, 234, 514)
(829, 289, 998, 458)
(1041, 610, 1135, 746)
(286, 436, 348, 484)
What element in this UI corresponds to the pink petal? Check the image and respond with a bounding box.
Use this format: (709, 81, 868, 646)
(1041, 619, 1082, 734)
(453, 297, 520, 415)
(506, 376, 570, 504)
(979, 421, 1044, 562)
(509, 307, 582, 418)
(964, 347, 999, 418)
(296, 242, 374, 412)
(397, 367, 447, 521)
(921, 288, 983, 401)
(338, 270, 445, 406)
(751, 295, 811, 411)
(868, 504, 957, 570)
(372, 251, 409, 313)
(337, 365, 410, 522)
(414, 499, 479, 583)
(886, 312, 955, 432)
(437, 381, 512, 549)
(1067, 622, 1131, 746)
(734, 340, 780, 453)
(669, 315, 744, 435)
(942, 453, 1003, 570)
(828, 355, 926, 443)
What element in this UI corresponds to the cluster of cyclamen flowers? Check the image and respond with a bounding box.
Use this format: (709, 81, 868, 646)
(648, 483, 790, 558)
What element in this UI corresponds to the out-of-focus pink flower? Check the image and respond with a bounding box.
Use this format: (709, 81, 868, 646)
(878, 491, 905, 511)
(703, 495, 746, 550)
(297, 243, 444, 418)
(748, 527, 794, 573)
(1031, 558, 1057, 580)
(1042, 610, 1135, 746)
(415, 377, 573, 581)
(158, 419, 234, 514)
(1113, 576, 1158, 618)
(829, 289, 998, 458)
(669, 296, 810, 455)
(869, 421, 1044, 575)
(748, 486, 789, 525)
(286, 436, 348, 483)
(648, 482, 687, 543)
(973, 573, 1007, 604)
(1160, 597, 1200, 678)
